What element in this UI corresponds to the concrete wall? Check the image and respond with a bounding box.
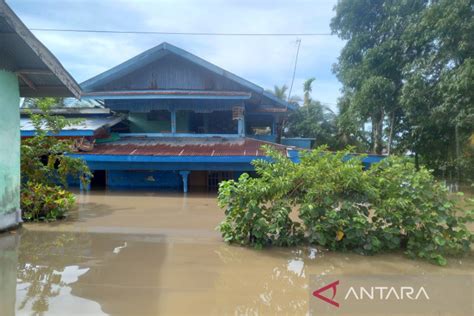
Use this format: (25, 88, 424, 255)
(0, 70, 20, 231)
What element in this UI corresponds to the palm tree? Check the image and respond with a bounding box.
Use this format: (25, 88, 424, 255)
(272, 84, 288, 100)
(303, 78, 316, 106)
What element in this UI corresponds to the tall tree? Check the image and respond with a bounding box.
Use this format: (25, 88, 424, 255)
(400, 0, 474, 178)
(303, 78, 316, 106)
(331, 0, 473, 178)
(331, 0, 426, 154)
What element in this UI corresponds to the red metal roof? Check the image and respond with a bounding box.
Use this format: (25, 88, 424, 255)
(78, 137, 288, 157)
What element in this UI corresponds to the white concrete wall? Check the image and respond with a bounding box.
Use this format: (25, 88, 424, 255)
(0, 70, 21, 231)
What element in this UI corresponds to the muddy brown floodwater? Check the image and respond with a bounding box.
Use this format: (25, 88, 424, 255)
(0, 190, 473, 316)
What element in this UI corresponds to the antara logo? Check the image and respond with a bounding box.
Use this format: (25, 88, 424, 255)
(313, 280, 340, 307)
(313, 280, 430, 308)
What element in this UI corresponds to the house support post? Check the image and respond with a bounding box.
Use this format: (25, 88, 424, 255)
(179, 171, 190, 193)
(272, 115, 277, 136)
(237, 114, 245, 137)
(171, 109, 177, 134)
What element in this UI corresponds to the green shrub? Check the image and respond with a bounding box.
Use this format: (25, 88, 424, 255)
(368, 158, 473, 265)
(218, 173, 303, 249)
(21, 182, 76, 221)
(217, 146, 473, 265)
(20, 98, 91, 222)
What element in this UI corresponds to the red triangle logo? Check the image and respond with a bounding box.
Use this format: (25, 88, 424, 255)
(312, 280, 340, 307)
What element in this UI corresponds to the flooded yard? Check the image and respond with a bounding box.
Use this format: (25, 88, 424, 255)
(1, 190, 473, 315)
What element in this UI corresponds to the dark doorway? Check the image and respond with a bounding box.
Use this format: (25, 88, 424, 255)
(90, 170, 107, 189)
(207, 171, 234, 191)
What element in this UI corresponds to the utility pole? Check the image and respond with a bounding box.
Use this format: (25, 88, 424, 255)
(287, 38, 301, 103)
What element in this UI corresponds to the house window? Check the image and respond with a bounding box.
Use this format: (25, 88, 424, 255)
(128, 111, 171, 133)
(246, 115, 274, 135)
(187, 111, 237, 134)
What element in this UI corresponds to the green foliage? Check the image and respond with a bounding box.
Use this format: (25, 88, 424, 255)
(271, 84, 288, 101)
(285, 78, 339, 148)
(266, 84, 302, 105)
(331, 0, 473, 178)
(286, 101, 337, 148)
(367, 158, 473, 265)
(21, 98, 92, 221)
(218, 172, 303, 249)
(21, 182, 76, 221)
(218, 146, 473, 265)
(22, 97, 66, 108)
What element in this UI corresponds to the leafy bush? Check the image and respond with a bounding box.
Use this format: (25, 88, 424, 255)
(21, 98, 91, 221)
(217, 146, 473, 265)
(21, 182, 76, 221)
(218, 173, 303, 249)
(368, 158, 473, 265)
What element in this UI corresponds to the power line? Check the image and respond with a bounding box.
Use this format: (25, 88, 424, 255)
(29, 27, 334, 37)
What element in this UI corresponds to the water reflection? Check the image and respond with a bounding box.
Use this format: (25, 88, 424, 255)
(0, 234, 18, 316)
(0, 191, 472, 315)
(7, 229, 328, 315)
(16, 232, 88, 314)
(213, 247, 313, 314)
(11, 229, 170, 316)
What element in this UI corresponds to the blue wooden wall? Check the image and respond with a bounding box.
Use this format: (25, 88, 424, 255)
(107, 170, 182, 189)
(281, 138, 315, 149)
(97, 54, 243, 92)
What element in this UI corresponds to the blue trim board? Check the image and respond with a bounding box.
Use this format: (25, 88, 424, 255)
(81, 161, 259, 172)
(68, 154, 272, 172)
(69, 152, 384, 175)
(118, 133, 241, 138)
(82, 93, 251, 100)
(70, 154, 270, 164)
(21, 130, 95, 137)
(70, 153, 383, 167)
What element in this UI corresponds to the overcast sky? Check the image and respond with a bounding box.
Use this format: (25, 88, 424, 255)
(9, 0, 344, 110)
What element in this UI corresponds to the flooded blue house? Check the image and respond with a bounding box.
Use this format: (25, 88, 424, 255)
(66, 42, 298, 192)
(19, 42, 384, 192)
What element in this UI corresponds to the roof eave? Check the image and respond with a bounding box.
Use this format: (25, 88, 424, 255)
(0, 1, 82, 98)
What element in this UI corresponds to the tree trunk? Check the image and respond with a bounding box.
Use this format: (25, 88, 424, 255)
(387, 112, 395, 155)
(276, 117, 284, 144)
(455, 124, 460, 180)
(372, 108, 384, 155)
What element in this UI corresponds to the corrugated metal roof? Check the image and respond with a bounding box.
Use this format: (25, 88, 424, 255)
(20, 107, 110, 115)
(20, 115, 123, 132)
(78, 137, 288, 157)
